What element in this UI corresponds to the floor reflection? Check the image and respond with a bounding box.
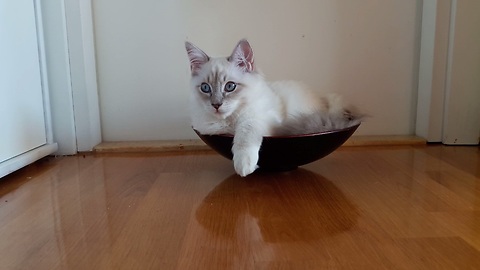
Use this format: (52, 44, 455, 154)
(195, 169, 359, 243)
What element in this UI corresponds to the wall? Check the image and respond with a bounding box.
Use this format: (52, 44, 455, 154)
(93, 0, 422, 141)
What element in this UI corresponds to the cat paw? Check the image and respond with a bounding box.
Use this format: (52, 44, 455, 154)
(233, 148, 259, 177)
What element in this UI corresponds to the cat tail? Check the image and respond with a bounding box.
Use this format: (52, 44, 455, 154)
(274, 95, 367, 136)
(322, 93, 367, 127)
(342, 104, 367, 126)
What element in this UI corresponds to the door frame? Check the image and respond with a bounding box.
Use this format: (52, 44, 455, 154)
(416, 0, 480, 145)
(42, 0, 101, 154)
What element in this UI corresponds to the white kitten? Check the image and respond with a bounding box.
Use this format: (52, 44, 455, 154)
(185, 39, 362, 176)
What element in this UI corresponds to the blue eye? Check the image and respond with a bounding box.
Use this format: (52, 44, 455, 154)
(200, 83, 211, 93)
(225, 81, 237, 92)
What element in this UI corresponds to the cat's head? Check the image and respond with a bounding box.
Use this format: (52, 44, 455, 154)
(185, 39, 257, 119)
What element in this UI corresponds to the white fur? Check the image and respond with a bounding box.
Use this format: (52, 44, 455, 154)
(186, 40, 362, 176)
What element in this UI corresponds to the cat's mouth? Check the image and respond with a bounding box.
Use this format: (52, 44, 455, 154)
(213, 106, 225, 114)
(212, 108, 230, 119)
(213, 108, 221, 114)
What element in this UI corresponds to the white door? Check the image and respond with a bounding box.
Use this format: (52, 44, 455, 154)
(0, 0, 49, 163)
(0, 0, 58, 177)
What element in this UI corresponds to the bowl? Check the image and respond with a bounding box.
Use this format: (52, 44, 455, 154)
(194, 123, 360, 171)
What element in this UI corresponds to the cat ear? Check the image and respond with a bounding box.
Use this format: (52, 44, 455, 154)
(228, 39, 254, 73)
(185, 41, 209, 76)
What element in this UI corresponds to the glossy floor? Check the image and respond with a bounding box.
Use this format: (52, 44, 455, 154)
(1, 145, 480, 269)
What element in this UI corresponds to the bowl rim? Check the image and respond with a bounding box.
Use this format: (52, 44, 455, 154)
(193, 123, 361, 139)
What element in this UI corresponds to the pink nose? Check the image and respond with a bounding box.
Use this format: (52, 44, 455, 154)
(212, 103, 222, 110)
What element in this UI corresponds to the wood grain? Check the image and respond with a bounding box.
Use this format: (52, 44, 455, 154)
(0, 145, 479, 269)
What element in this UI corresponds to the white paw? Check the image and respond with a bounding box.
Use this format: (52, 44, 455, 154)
(233, 148, 259, 177)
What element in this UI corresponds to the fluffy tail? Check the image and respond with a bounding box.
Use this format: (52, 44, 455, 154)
(274, 94, 366, 135)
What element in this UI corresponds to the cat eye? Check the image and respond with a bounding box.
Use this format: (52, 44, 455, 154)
(200, 83, 211, 93)
(224, 81, 237, 92)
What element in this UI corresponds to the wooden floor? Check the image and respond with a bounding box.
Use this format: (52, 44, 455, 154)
(1, 145, 480, 269)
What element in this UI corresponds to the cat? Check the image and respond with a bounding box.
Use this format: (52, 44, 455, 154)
(185, 39, 362, 177)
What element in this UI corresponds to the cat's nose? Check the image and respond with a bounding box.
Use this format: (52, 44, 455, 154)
(212, 103, 222, 110)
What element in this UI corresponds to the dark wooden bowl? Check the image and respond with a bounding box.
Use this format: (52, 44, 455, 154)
(194, 124, 360, 171)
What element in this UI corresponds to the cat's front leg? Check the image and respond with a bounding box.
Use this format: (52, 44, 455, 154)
(232, 144, 260, 177)
(232, 124, 263, 177)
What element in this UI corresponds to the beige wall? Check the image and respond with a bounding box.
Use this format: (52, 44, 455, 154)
(93, 0, 422, 141)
